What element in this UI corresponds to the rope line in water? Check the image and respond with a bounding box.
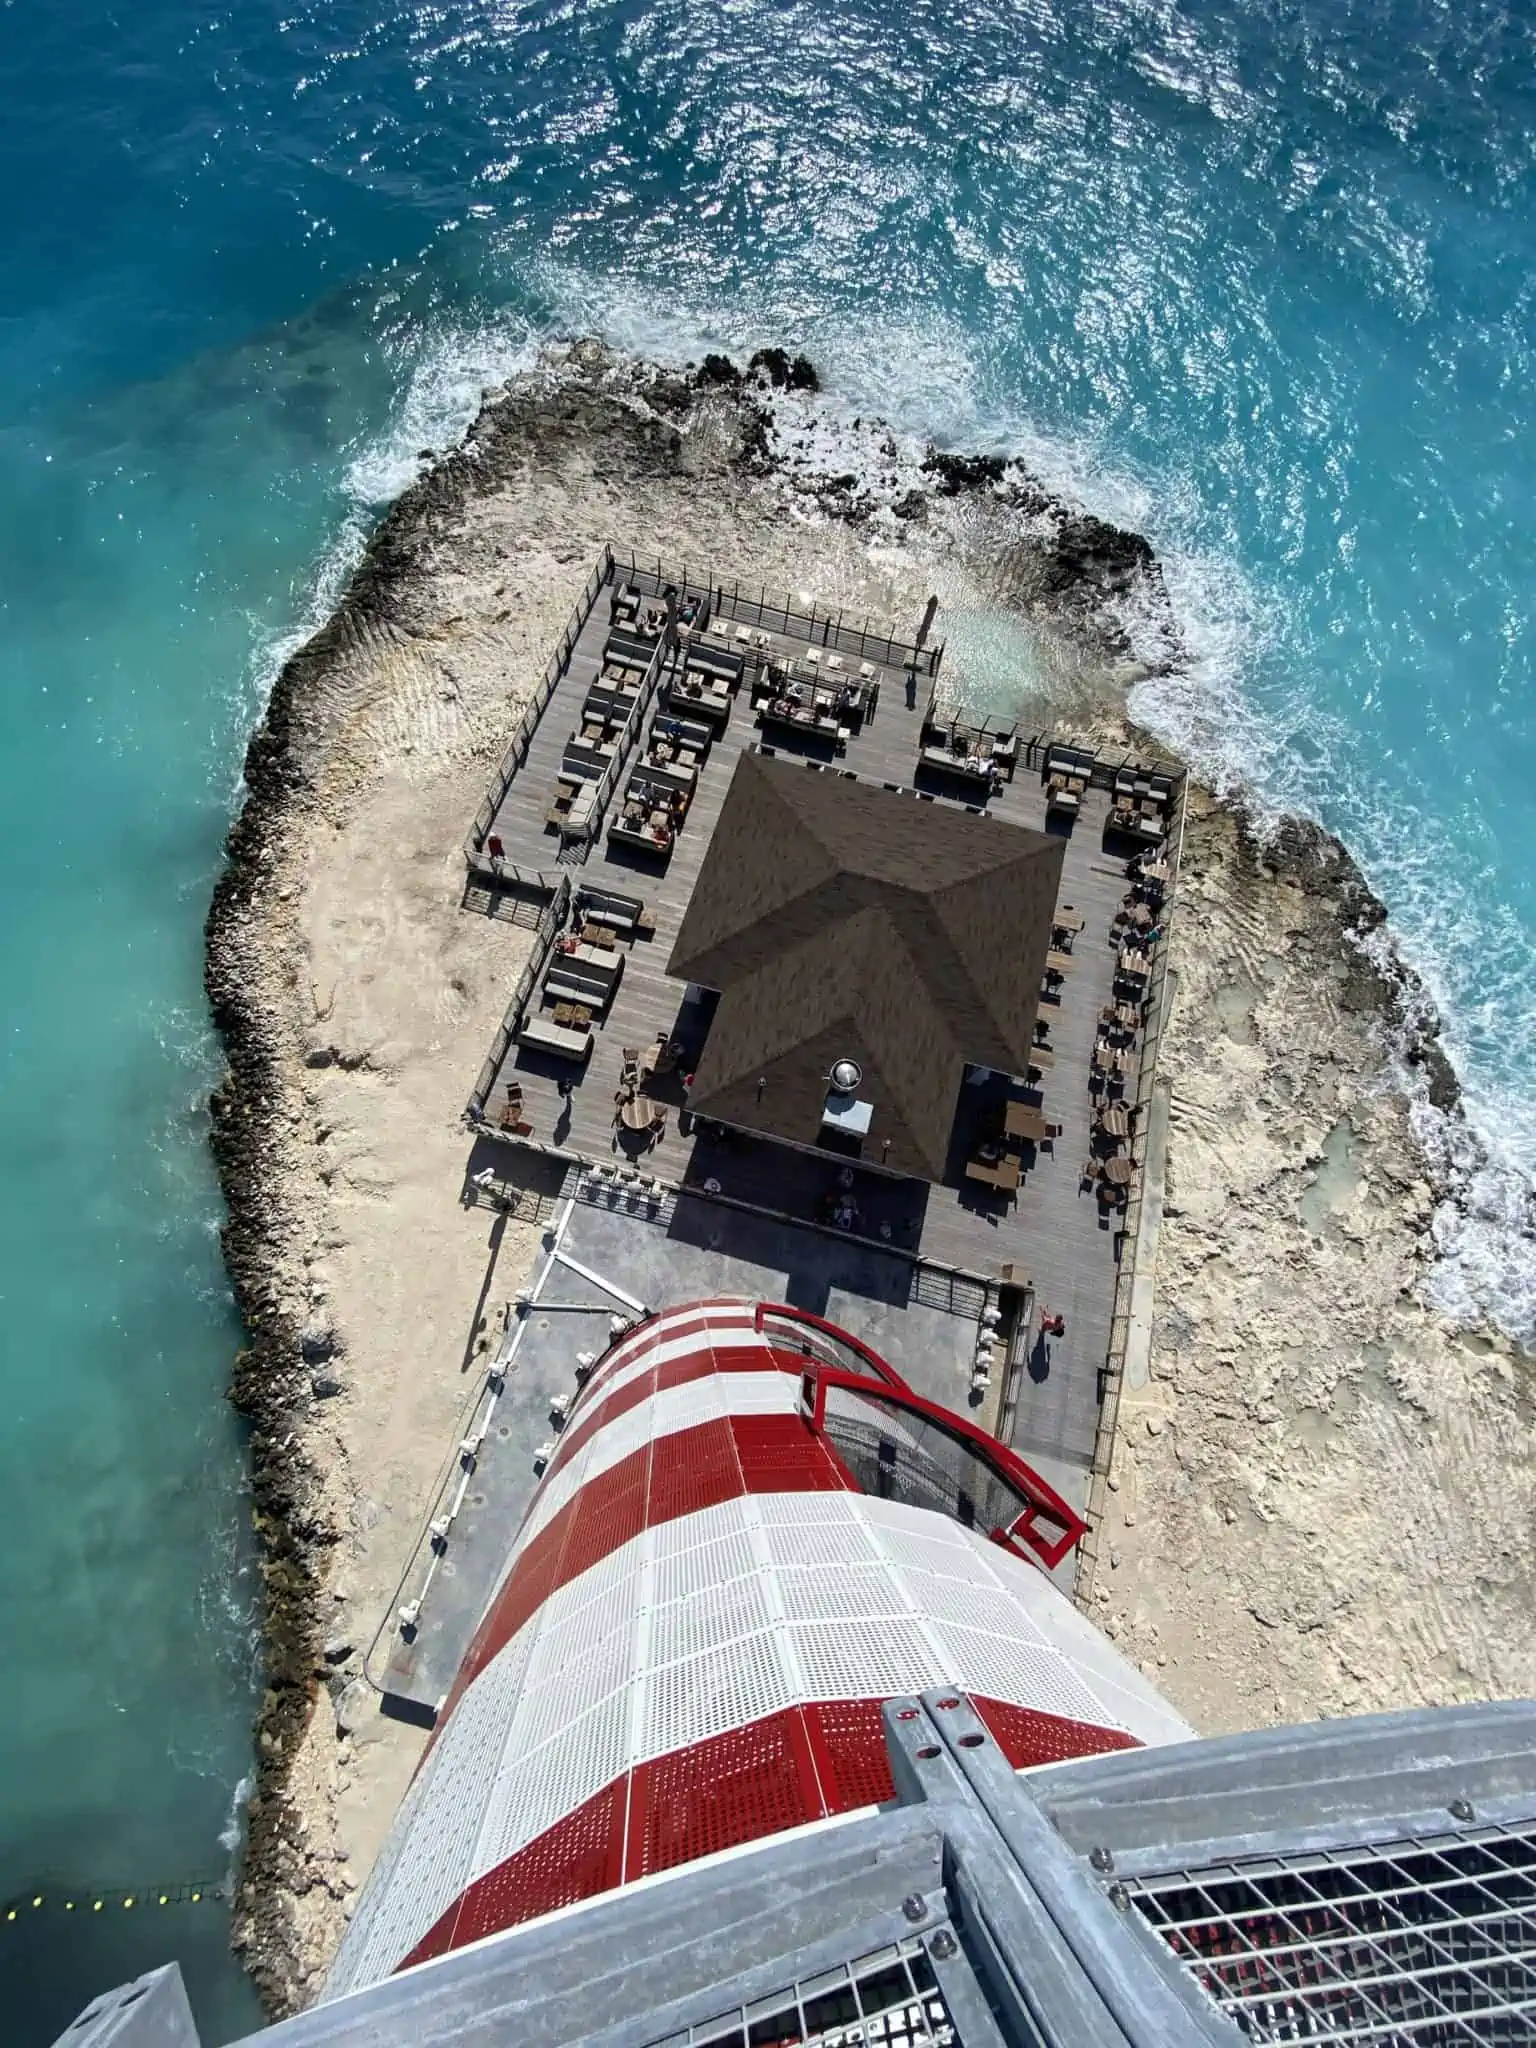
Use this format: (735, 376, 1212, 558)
(4, 1878, 225, 1921)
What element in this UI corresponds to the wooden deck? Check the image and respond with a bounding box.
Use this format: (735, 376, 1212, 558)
(471, 576, 1173, 1472)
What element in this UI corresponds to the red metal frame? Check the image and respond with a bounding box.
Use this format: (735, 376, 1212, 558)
(752, 1301, 909, 1388)
(797, 1366, 1089, 1571)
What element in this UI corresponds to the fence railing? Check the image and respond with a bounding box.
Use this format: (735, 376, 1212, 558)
(1018, 734, 1184, 794)
(1072, 777, 1190, 1607)
(617, 550, 944, 678)
(461, 546, 614, 880)
(464, 876, 573, 1118)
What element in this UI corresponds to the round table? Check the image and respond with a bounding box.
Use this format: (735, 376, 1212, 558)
(1102, 1155, 1132, 1187)
(620, 1095, 657, 1132)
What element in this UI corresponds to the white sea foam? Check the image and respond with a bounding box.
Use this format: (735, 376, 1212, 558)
(342, 316, 543, 509)
(220, 1772, 255, 1860)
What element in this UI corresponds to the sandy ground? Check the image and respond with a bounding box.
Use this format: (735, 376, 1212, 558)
(214, 344, 1533, 2009)
(1090, 790, 1536, 1726)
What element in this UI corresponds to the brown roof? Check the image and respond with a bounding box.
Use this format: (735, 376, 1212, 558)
(668, 755, 1065, 1179)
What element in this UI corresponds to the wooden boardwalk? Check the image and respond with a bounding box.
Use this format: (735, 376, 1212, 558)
(484, 595, 618, 867)
(472, 575, 1172, 1472)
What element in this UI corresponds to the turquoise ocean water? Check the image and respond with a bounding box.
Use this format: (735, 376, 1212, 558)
(3, 0, 1534, 2038)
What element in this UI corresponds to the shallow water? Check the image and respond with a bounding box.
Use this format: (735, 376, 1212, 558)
(4, 0, 1536, 2039)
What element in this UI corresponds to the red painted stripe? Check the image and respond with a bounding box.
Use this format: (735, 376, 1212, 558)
(625, 1706, 825, 1881)
(398, 1775, 628, 1973)
(538, 1337, 807, 1496)
(971, 1695, 1142, 1770)
(578, 1301, 755, 1401)
(444, 1412, 850, 1716)
(393, 1693, 1142, 1975)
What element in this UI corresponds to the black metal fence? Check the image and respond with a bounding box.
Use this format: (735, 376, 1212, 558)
(462, 546, 614, 886)
(617, 550, 945, 678)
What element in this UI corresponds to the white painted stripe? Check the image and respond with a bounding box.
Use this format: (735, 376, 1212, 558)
(584, 1300, 756, 1385)
(330, 1489, 1193, 1990)
(574, 1317, 765, 1415)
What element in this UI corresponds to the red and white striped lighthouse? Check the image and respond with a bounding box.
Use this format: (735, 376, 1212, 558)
(327, 1299, 1192, 1998)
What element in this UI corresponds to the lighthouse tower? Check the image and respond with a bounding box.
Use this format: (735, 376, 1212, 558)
(325, 1297, 1192, 1995)
(59, 1295, 1536, 2046)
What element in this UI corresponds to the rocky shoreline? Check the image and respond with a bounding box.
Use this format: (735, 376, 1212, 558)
(201, 341, 1520, 2012)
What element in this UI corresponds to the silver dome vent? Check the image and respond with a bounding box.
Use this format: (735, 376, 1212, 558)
(829, 1058, 863, 1094)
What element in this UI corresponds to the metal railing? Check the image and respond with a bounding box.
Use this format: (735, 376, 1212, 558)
(617, 550, 944, 678)
(464, 876, 573, 1119)
(461, 546, 614, 883)
(1072, 777, 1190, 1607)
(1019, 734, 1185, 794)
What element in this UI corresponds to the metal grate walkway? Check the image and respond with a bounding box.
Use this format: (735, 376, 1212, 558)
(1126, 1822, 1536, 2044)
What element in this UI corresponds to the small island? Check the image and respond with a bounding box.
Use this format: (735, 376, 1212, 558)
(205, 340, 1535, 2012)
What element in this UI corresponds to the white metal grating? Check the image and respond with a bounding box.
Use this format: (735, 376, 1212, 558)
(650, 1524, 761, 1608)
(775, 1565, 917, 1624)
(789, 1617, 952, 1701)
(474, 1686, 634, 1879)
(924, 1620, 1116, 1727)
(760, 1516, 882, 1568)
(648, 1573, 775, 1668)
(755, 1490, 878, 1527)
(644, 1628, 795, 1756)
(1124, 1821, 1536, 2046)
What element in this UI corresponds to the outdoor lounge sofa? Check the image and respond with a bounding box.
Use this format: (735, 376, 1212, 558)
(575, 885, 648, 936)
(542, 943, 625, 1015)
(516, 1013, 592, 1061)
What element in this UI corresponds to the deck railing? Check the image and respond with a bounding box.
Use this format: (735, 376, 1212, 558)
(462, 545, 614, 883)
(1072, 776, 1189, 1607)
(464, 876, 573, 1119)
(617, 550, 944, 679)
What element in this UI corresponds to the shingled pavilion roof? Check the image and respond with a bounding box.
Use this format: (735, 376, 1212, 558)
(668, 754, 1065, 1180)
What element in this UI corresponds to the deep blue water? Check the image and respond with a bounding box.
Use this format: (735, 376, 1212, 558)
(3, 0, 1534, 2038)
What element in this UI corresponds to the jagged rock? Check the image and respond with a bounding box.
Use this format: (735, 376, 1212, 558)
(922, 448, 1006, 494)
(322, 1637, 354, 1665)
(694, 353, 741, 387)
(891, 489, 928, 521)
(309, 1368, 344, 1399)
(334, 1679, 370, 1736)
(748, 347, 820, 391)
(300, 1320, 337, 1363)
(1037, 513, 1155, 597)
